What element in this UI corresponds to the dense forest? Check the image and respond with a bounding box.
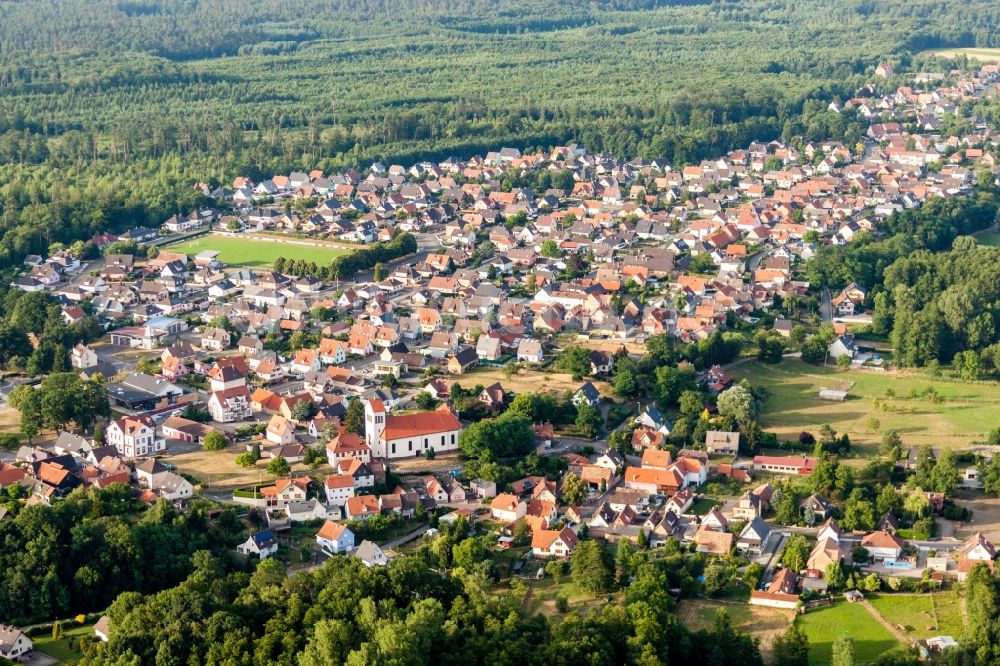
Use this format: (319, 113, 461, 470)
(0, 485, 247, 624)
(0, 0, 997, 274)
(805, 186, 1000, 368)
(80, 530, 767, 666)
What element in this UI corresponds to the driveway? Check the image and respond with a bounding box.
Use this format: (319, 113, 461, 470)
(21, 652, 58, 666)
(819, 288, 832, 322)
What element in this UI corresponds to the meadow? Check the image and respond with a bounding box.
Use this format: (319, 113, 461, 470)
(796, 602, 900, 664)
(730, 359, 1000, 452)
(677, 599, 795, 659)
(165, 235, 350, 268)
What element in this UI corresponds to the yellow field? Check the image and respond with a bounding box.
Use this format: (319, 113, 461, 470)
(167, 442, 333, 489)
(923, 47, 1000, 62)
(458, 366, 612, 397)
(0, 407, 21, 436)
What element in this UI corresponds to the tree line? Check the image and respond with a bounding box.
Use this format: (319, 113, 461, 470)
(272, 232, 417, 281)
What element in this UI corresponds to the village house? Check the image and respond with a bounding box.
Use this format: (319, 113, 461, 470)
(0, 625, 32, 662)
(316, 520, 356, 554)
(490, 493, 527, 522)
(531, 526, 578, 558)
(705, 430, 740, 456)
(237, 531, 279, 559)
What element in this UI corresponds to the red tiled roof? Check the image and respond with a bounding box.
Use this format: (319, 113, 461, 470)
(383, 409, 461, 441)
(316, 520, 347, 541)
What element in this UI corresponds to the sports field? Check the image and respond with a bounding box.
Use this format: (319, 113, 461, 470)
(796, 602, 900, 664)
(165, 234, 350, 268)
(923, 47, 1000, 62)
(730, 359, 1000, 452)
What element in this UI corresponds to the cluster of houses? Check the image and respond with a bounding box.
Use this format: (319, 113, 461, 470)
(0, 428, 194, 508)
(14, 66, 1000, 386)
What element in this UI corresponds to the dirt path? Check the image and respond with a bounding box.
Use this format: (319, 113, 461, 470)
(861, 599, 908, 643)
(520, 581, 535, 611)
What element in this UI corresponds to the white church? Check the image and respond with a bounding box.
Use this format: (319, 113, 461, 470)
(364, 398, 463, 459)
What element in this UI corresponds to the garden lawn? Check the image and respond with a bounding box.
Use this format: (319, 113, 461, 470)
(729, 359, 1000, 452)
(868, 591, 966, 640)
(165, 234, 350, 268)
(688, 498, 722, 515)
(34, 623, 95, 664)
(796, 602, 900, 664)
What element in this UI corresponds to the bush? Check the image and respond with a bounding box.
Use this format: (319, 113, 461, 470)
(555, 593, 569, 612)
(941, 502, 971, 521)
(202, 431, 227, 451)
(267, 456, 291, 475)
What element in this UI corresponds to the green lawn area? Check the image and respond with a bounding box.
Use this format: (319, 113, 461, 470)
(525, 575, 621, 617)
(868, 591, 966, 640)
(165, 234, 350, 268)
(796, 602, 900, 664)
(688, 498, 721, 515)
(33, 623, 95, 664)
(730, 359, 1000, 452)
(975, 230, 1000, 247)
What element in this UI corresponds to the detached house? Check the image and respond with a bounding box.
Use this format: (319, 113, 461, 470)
(832, 282, 866, 316)
(0, 625, 32, 662)
(860, 530, 905, 562)
(107, 416, 162, 458)
(531, 526, 578, 558)
(705, 430, 740, 456)
(958, 532, 996, 580)
(572, 381, 601, 407)
(491, 493, 527, 522)
(316, 520, 355, 554)
(517, 339, 544, 363)
(237, 530, 278, 559)
(737, 516, 773, 555)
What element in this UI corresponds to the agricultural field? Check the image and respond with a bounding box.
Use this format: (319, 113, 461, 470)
(796, 602, 900, 664)
(730, 359, 1000, 453)
(923, 47, 1000, 62)
(165, 234, 351, 268)
(868, 591, 966, 640)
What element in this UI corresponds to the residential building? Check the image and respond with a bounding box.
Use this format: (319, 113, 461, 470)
(106, 416, 162, 458)
(237, 531, 278, 559)
(316, 520, 355, 554)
